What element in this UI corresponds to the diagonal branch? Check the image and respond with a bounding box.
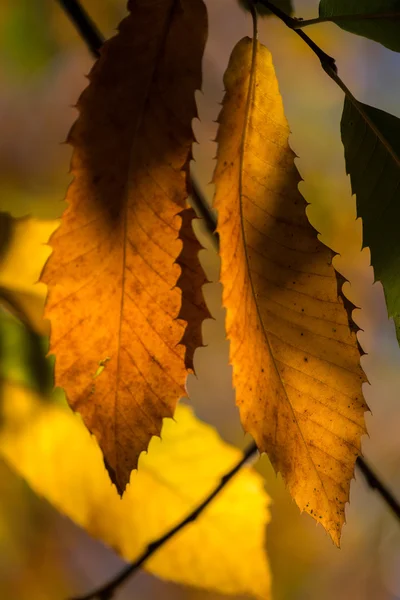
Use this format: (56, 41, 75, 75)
(256, 0, 338, 72)
(189, 177, 219, 248)
(69, 442, 259, 600)
(0, 286, 37, 334)
(57, 0, 104, 57)
(356, 456, 400, 520)
(293, 11, 400, 29)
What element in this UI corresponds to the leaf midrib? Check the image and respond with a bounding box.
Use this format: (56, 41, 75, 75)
(114, 0, 183, 477)
(237, 37, 330, 510)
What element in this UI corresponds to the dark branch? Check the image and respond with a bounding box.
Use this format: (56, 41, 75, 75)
(257, 0, 337, 73)
(57, 0, 104, 57)
(357, 457, 400, 521)
(293, 12, 400, 29)
(69, 442, 259, 600)
(255, 3, 400, 170)
(189, 177, 219, 247)
(0, 286, 37, 334)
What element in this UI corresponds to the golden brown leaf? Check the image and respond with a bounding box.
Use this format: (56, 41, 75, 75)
(40, 0, 208, 493)
(0, 388, 271, 599)
(212, 37, 368, 544)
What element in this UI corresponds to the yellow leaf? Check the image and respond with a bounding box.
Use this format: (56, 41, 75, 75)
(40, 0, 208, 493)
(0, 214, 55, 336)
(212, 37, 368, 545)
(0, 386, 271, 599)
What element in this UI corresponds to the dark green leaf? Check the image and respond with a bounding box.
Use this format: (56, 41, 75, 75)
(341, 98, 400, 339)
(319, 0, 400, 52)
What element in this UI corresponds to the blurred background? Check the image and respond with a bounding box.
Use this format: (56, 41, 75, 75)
(1, 0, 400, 598)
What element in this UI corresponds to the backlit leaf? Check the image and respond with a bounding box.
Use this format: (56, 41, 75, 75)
(341, 97, 400, 340)
(212, 37, 368, 545)
(0, 391, 271, 599)
(319, 0, 400, 52)
(40, 0, 208, 493)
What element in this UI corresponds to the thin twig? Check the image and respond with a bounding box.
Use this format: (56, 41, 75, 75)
(357, 457, 400, 521)
(190, 177, 219, 247)
(0, 286, 37, 334)
(293, 12, 400, 29)
(257, 0, 337, 72)
(256, 3, 400, 194)
(324, 68, 400, 167)
(259, 0, 400, 176)
(69, 442, 259, 600)
(57, 0, 104, 57)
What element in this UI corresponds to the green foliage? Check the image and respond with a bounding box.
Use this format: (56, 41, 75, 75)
(0, 0, 57, 78)
(319, 0, 400, 52)
(341, 97, 400, 339)
(0, 311, 53, 397)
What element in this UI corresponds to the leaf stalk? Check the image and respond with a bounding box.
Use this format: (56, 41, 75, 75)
(56, 0, 104, 57)
(356, 457, 400, 521)
(292, 12, 400, 29)
(257, 0, 337, 72)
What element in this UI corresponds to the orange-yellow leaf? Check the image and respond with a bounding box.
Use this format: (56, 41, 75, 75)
(40, 0, 208, 494)
(0, 387, 271, 599)
(212, 37, 368, 545)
